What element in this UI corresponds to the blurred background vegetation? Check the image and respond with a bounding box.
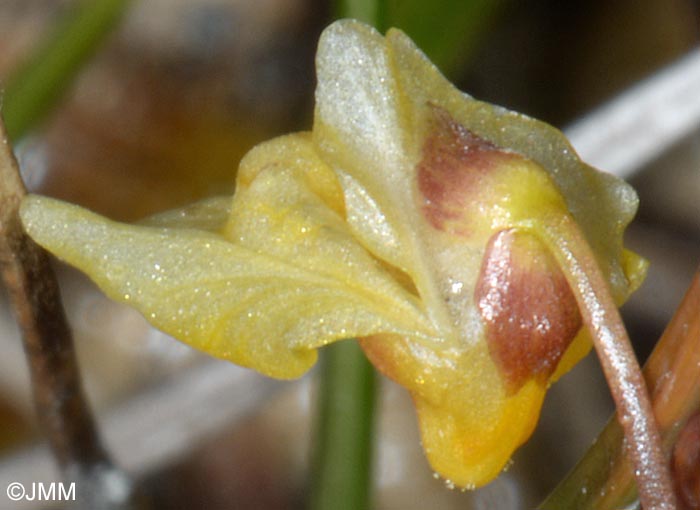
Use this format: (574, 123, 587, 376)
(0, 1, 698, 508)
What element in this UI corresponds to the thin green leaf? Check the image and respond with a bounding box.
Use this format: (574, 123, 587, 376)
(334, 0, 386, 29)
(384, 0, 504, 75)
(2, 0, 132, 140)
(309, 341, 377, 510)
(337, 0, 504, 76)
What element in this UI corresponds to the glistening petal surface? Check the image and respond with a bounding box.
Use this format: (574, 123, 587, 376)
(314, 20, 647, 487)
(19, 19, 649, 491)
(20, 135, 436, 379)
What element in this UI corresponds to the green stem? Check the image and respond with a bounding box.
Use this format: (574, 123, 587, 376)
(334, 0, 387, 31)
(538, 414, 632, 509)
(534, 215, 676, 510)
(2, 0, 132, 141)
(309, 341, 377, 510)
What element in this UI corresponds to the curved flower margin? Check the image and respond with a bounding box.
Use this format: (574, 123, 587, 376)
(20, 20, 646, 488)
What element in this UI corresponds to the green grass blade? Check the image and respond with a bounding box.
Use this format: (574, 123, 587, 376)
(309, 341, 378, 510)
(2, 0, 132, 140)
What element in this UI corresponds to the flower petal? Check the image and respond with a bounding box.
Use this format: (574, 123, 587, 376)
(20, 134, 436, 379)
(315, 20, 647, 487)
(475, 229, 582, 392)
(361, 333, 545, 487)
(19, 19, 650, 491)
(385, 25, 645, 303)
(313, 20, 415, 275)
(139, 195, 231, 232)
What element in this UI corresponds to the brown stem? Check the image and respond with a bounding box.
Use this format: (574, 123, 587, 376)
(0, 118, 143, 509)
(538, 215, 677, 510)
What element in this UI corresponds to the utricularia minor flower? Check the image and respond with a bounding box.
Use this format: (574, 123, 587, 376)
(21, 20, 646, 488)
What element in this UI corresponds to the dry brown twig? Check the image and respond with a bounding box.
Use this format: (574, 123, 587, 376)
(0, 116, 145, 510)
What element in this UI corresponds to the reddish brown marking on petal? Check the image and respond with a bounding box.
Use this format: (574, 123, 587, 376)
(672, 412, 700, 509)
(475, 229, 582, 394)
(417, 106, 514, 235)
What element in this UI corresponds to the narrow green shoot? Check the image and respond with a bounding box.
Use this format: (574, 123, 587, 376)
(2, 0, 132, 140)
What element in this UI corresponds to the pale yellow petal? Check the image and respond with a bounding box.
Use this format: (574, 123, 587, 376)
(139, 195, 231, 232)
(361, 334, 546, 488)
(314, 20, 473, 350)
(222, 134, 437, 349)
(313, 20, 417, 275)
(385, 27, 644, 303)
(22, 137, 431, 378)
(315, 20, 648, 488)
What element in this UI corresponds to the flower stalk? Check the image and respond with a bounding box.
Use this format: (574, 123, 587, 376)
(541, 269, 700, 509)
(536, 215, 677, 510)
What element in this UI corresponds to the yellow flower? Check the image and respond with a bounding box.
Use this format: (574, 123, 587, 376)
(20, 20, 646, 488)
